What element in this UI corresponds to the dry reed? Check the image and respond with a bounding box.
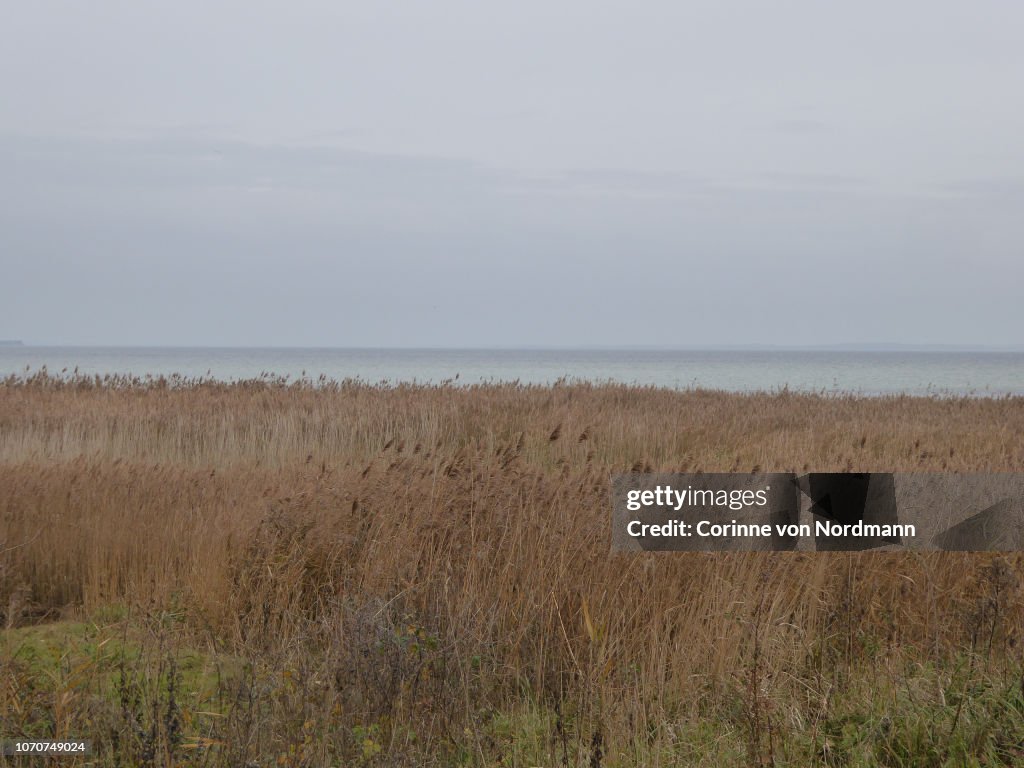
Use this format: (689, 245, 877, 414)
(2, 374, 1023, 765)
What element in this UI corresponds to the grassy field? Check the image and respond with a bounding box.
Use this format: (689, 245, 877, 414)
(2, 373, 1024, 766)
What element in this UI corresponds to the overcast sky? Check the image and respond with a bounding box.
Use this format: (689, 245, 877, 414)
(2, 1, 1022, 347)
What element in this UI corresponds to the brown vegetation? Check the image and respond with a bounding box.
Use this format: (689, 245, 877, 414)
(2, 374, 1024, 765)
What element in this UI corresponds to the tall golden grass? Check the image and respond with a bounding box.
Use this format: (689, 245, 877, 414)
(2, 374, 1024, 765)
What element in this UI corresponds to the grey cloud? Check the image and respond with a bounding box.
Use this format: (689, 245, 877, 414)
(2, 131, 1022, 348)
(1, 1, 1023, 347)
(506, 168, 720, 198)
(930, 179, 1024, 202)
(754, 172, 865, 191)
(3, 135, 502, 194)
(772, 119, 833, 135)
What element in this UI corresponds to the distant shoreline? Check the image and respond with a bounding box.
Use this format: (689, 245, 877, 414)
(2, 342, 1023, 353)
(2, 346, 1023, 397)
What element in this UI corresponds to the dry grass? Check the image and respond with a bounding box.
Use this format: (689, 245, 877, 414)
(2, 374, 1024, 766)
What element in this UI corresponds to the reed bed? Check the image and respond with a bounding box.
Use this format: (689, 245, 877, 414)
(2, 374, 1024, 766)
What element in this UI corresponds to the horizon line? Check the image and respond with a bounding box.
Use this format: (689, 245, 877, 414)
(4, 342, 1024, 353)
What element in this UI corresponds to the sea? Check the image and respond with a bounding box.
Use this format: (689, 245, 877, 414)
(1, 346, 1022, 397)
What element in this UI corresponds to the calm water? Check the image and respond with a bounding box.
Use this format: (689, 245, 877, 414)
(1, 346, 1022, 396)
